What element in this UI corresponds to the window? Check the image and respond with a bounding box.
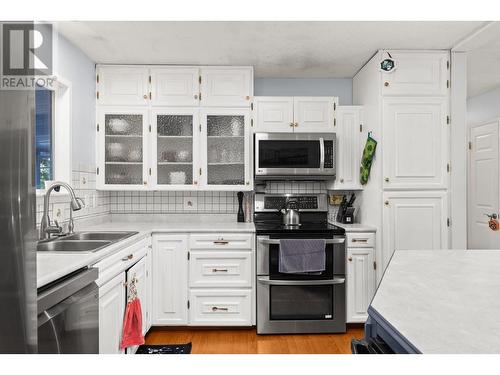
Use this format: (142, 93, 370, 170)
(35, 88, 54, 189)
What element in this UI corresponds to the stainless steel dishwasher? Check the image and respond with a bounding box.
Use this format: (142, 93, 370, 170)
(37, 268, 99, 353)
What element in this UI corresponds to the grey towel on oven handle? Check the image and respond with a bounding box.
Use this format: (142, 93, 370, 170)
(278, 239, 326, 274)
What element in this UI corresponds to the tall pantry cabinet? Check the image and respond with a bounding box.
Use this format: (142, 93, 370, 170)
(354, 50, 451, 278)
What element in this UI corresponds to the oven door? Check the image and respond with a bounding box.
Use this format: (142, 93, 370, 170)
(255, 133, 334, 179)
(256, 277, 346, 334)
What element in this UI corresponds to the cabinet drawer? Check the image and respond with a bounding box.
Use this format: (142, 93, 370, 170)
(189, 233, 253, 250)
(346, 233, 375, 248)
(188, 289, 252, 326)
(189, 251, 252, 288)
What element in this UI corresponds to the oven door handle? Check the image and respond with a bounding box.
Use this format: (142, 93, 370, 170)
(257, 276, 345, 286)
(258, 238, 345, 245)
(319, 137, 325, 170)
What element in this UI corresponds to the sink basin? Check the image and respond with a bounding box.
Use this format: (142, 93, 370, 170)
(37, 240, 111, 253)
(64, 231, 138, 242)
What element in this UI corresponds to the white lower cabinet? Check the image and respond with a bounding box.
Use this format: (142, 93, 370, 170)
(189, 289, 252, 326)
(346, 240, 376, 323)
(125, 257, 148, 354)
(153, 235, 189, 325)
(99, 272, 126, 354)
(153, 232, 254, 327)
(383, 191, 448, 270)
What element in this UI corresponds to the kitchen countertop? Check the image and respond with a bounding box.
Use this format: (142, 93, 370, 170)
(37, 214, 255, 288)
(370, 249, 500, 354)
(329, 221, 377, 233)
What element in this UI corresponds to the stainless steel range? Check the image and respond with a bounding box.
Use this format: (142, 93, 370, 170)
(255, 193, 346, 334)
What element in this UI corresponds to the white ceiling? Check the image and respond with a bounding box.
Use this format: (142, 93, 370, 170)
(57, 21, 497, 97)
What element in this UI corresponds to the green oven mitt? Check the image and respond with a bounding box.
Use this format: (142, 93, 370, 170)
(360, 132, 377, 185)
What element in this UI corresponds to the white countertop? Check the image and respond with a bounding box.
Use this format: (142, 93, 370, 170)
(371, 250, 500, 354)
(37, 214, 255, 288)
(330, 221, 377, 232)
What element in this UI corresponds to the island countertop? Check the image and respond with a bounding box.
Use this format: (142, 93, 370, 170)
(369, 249, 500, 354)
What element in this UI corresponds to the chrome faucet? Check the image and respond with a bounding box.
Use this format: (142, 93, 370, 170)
(39, 181, 83, 240)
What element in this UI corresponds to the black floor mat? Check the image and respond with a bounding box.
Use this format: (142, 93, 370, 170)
(135, 343, 192, 354)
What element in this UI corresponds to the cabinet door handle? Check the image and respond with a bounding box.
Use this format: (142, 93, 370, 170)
(352, 238, 368, 243)
(289, 122, 294, 127)
(212, 268, 229, 273)
(122, 254, 133, 261)
(194, 94, 198, 99)
(348, 257, 352, 262)
(212, 306, 228, 312)
(384, 177, 390, 183)
(384, 82, 390, 87)
(213, 240, 229, 245)
(143, 94, 148, 99)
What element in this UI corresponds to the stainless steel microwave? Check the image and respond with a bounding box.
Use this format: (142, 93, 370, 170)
(254, 132, 336, 180)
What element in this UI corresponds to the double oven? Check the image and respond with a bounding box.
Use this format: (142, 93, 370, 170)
(255, 193, 346, 334)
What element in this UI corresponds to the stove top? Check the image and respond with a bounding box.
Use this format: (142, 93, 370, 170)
(254, 221, 345, 235)
(254, 193, 344, 235)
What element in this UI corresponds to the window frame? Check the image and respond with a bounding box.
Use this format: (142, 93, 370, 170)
(35, 75, 72, 196)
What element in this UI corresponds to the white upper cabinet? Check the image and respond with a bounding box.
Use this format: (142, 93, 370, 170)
(381, 51, 449, 96)
(150, 67, 200, 107)
(97, 107, 149, 190)
(254, 97, 294, 132)
(253, 96, 338, 133)
(200, 108, 252, 190)
(151, 108, 200, 190)
(382, 191, 448, 269)
(98, 66, 149, 106)
(330, 106, 362, 190)
(200, 67, 253, 107)
(293, 97, 337, 132)
(382, 97, 448, 190)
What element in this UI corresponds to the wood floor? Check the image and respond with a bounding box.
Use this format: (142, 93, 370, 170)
(145, 326, 364, 354)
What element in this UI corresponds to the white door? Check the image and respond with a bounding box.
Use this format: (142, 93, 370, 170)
(381, 51, 449, 96)
(382, 97, 448, 190)
(346, 247, 375, 323)
(332, 106, 362, 190)
(153, 235, 188, 325)
(293, 97, 337, 132)
(383, 191, 448, 270)
(97, 107, 149, 190)
(253, 97, 294, 132)
(200, 67, 253, 107)
(97, 66, 149, 106)
(99, 272, 126, 354)
(150, 67, 200, 107)
(468, 120, 500, 249)
(200, 108, 252, 190)
(151, 108, 200, 190)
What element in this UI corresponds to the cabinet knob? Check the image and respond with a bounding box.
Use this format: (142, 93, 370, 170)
(384, 200, 389, 206)
(295, 122, 299, 127)
(340, 178, 344, 183)
(194, 94, 198, 99)
(246, 181, 250, 185)
(384, 177, 390, 183)
(245, 95, 250, 100)
(143, 181, 147, 185)
(290, 122, 294, 127)
(348, 257, 352, 262)
(143, 94, 148, 99)
(384, 82, 390, 87)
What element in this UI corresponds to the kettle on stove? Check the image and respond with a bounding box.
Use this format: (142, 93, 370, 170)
(280, 199, 301, 227)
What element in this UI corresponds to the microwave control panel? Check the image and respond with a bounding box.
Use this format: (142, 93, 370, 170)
(324, 140, 334, 169)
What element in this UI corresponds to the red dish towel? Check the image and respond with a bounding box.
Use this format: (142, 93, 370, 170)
(120, 298, 145, 350)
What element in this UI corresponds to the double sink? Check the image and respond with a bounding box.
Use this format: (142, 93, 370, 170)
(37, 231, 138, 253)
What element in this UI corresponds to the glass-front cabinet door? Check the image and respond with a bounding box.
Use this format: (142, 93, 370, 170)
(152, 109, 199, 189)
(200, 109, 252, 190)
(97, 108, 148, 189)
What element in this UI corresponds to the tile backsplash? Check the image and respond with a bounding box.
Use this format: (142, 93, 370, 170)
(36, 174, 329, 224)
(36, 164, 111, 228)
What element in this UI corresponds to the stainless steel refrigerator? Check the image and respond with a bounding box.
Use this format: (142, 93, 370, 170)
(0, 78, 37, 352)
